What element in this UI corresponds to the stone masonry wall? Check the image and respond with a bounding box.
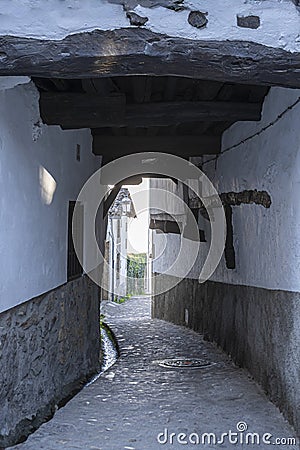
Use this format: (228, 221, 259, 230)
(0, 276, 100, 448)
(152, 275, 300, 435)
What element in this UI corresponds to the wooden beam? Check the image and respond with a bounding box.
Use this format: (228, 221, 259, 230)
(224, 205, 236, 270)
(195, 80, 223, 101)
(40, 93, 261, 128)
(132, 76, 152, 103)
(39, 92, 126, 128)
(103, 184, 122, 218)
(0, 29, 299, 88)
(164, 77, 177, 101)
(124, 101, 261, 126)
(120, 176, 143, 186)
(31, 77, 54, 92)
(189, 189, 272, 209)
(149, 217, 206, 242)
(81, 78, 121, 95)
(93, 135, 221, 157)
(51, 78, 70, 92)
(101, 171, 178, 185)
(149, 219, 181, 234)
(81, 79, 98, 93)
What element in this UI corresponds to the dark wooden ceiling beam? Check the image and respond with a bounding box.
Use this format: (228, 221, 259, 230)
(164, 77, 177, 101)
(132, 76, 152, 103)
(93, 135, 221, 157)
(51, 78, 70, 92)
(101, 172, 177, 185)
(149, 218, 181, 234)
(85, 78, 120, 95)
(146, 126, 160, 137)
(103, 184, 122, 218)
(81, 79, 98, 93)
(124, 100, 261, 126)
(40, 92, 262, 128)
(195, 80, 223, 101)
(39, 92, 126, 127)
(101, 153, 189, 165)
(1, 29, 299, 88)
(31, 77, 54, 92)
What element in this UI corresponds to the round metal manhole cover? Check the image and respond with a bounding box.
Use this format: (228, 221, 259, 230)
(157, 358, 212, 369)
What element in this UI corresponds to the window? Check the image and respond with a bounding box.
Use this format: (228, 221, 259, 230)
(67, 201, 84, 281)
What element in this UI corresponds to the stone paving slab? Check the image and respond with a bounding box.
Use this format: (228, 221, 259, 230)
(11, 297, 298, 450)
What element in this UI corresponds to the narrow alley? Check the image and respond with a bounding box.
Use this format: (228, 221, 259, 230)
(0, 1, 300, 449)
(11, 297, 297, 450)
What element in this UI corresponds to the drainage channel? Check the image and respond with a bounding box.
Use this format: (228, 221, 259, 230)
(86, 324, 119, 386)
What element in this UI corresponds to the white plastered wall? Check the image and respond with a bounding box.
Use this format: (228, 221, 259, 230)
(153, 87, 300, 292)
(206, 87, 300, 292)
(0, 79, 101, 313)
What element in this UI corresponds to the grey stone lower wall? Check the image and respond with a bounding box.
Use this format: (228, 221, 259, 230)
(0, 276, 100, 448)
(152, 275, 300, 435)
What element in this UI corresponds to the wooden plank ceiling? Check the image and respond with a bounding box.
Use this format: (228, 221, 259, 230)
(33, 76, 269, 164)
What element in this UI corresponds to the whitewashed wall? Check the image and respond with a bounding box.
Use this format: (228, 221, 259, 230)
(153, 87, 300, 292)
(0, 0, 298, 52)
(206, 87, 300, 292)
(0, 80, 101, 313)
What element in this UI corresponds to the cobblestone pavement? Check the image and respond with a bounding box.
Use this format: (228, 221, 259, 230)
(12, 297, 298, 450)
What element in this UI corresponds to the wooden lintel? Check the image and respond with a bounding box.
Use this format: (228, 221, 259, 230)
(149, 219, 181, 234)
(100, 171, 178, 185)
(103, 184, 122, 218)
(39, 92, 126, 128)
(124, 101, 261, 126)
(40, 93, 261, 128)
(93, 135, 221, 157)
(103, 175, 144, 217)
(0, 29, 299, 89)
(120, 175, 143, 186)
(224, 205, 236, 270)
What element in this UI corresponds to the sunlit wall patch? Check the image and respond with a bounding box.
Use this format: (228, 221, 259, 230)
(39, 165, 57, 205)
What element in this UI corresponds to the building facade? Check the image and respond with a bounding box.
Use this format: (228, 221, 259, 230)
(104, 188, 136, 300)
